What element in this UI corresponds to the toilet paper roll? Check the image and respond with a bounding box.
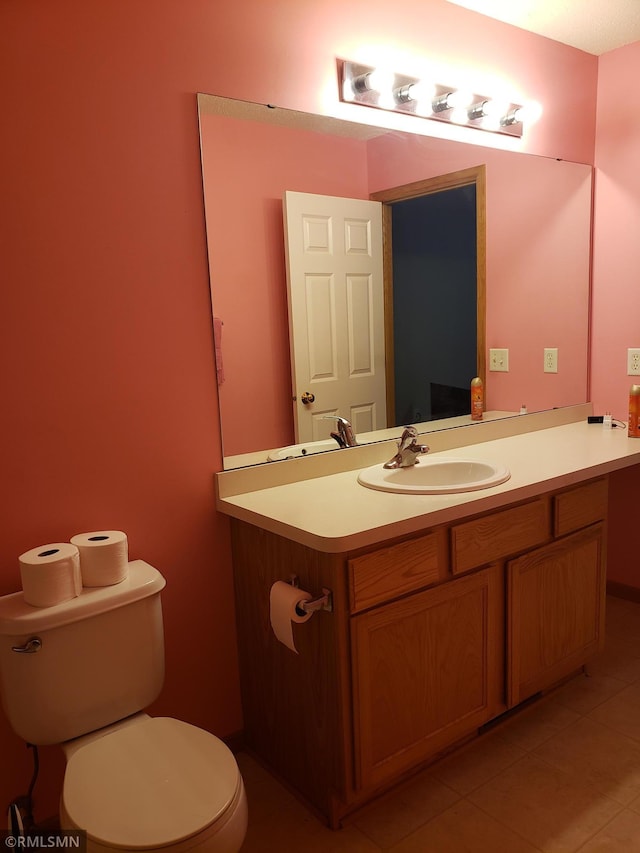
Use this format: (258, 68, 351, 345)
(70, 530, 129, 587)
(269, 580, 313, 653)
(19, 543, 82, 608)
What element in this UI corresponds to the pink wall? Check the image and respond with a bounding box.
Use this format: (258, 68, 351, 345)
(592, 42, 640, 422)
(0, 0, 600, 820)
(591, 42, 640, 587)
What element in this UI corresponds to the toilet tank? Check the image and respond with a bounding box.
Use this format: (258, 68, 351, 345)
(0, 560, 166, 745)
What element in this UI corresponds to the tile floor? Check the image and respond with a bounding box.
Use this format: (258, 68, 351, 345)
(237, 595, 640, 852)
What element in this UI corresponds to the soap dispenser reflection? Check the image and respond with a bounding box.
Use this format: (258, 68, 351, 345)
(471, 377, 484, 421)
(629, 385, 640, 437)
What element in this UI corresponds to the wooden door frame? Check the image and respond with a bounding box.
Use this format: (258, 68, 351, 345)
(370, 165, 487, 425)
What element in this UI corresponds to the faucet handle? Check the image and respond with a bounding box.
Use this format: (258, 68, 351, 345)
(321, 415, 357, 448)
(384, 427, 429, 469)
(397, 426, 419, 449)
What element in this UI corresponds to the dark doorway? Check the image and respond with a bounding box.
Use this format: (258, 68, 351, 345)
(392, 185, 477, 425)
(371, 165, 486, 427)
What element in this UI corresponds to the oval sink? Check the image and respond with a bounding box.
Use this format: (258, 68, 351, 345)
(357, 457, 511, 495)
(268, 439, 338, 461)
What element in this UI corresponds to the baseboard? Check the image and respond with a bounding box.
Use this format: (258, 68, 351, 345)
(607, 580, 640, 603)
(222, 729, 245, 754)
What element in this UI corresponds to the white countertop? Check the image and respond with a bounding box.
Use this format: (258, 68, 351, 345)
(216, 418, 640, 553)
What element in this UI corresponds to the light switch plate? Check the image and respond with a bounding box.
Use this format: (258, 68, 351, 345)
(489, 348, 509, 372)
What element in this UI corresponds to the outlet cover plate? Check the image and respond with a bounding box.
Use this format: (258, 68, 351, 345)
(544, 347, 558, 373)
(489, 348, 509, 372)
(628, 348, 640, 375)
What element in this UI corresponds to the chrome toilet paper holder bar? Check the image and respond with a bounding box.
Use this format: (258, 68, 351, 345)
(288, 575, 333, 613)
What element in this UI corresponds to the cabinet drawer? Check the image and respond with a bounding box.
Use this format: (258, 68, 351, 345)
(451, 499, 550, 575)
(349, 531, 447, 613)
(554, 478, 608, 537)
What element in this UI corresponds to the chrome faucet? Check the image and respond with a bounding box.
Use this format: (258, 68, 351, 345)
(323, 416, 358, 449)
(384, 426, 429, 469)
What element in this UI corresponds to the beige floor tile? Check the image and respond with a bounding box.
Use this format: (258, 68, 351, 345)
(351, 770, 460, 848)
(589, 682, 640, 741)
(236, 754, 382, 851)
(552, 671, 628, 715)
(236, 752, 301, 825)
(429, 729, 526, 795)
(468, 753, 623, 852)
(575, 808, 640, 852)
(495, 696, 581, 752)
(241, 802, 382, 852)
(605, 598, 640, 644)
(533, 716, 640, 805)
(586, 638, 640, 684)
(387, 799, 542, 852)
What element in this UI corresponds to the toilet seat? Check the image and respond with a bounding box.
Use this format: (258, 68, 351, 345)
(61, 717, 242, 849)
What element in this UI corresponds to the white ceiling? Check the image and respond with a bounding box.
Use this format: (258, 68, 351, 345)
(445, 0, 640, 55)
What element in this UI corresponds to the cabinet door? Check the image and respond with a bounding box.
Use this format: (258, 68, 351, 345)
(508, 524, 606, 707)
(351, 565, 504, 790)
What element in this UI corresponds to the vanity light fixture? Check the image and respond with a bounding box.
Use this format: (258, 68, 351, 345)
(339, 60, 539, 138)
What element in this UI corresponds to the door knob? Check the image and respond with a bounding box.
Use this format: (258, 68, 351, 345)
(301, 391, 315, 405)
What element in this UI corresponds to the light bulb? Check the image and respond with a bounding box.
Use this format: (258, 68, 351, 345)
(479, 99, 510, 129)
(501, 101, 543, 127)
(517, 101, 543, 124)
(432, 89, 470, 113)
(446, 90, 473, 110)
(366, 68, 395, 94)
(407, 81, 436, 103)
(482, 99, 509, 119)
(395, 80, 436, 107)
(450, 106, 470, 125)
(351, 67, 394, 96)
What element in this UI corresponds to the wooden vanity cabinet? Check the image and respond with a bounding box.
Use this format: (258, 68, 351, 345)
(507, 481, 608, 707)
(351, 563, 504, 791)
(228, 476, 608, 826)
(229, 523, 353, 822)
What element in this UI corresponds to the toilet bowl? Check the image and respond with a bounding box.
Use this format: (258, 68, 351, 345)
(0, 560, 247, 852)
(60, 715, 248, 852)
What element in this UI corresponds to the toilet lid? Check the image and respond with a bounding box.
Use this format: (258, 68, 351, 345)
(62, 717, 240, 849)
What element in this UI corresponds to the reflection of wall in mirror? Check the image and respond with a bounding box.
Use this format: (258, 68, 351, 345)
(368, 132, 591, 414)
(201, 111, 372, 457)
(201, 110, 591, 459)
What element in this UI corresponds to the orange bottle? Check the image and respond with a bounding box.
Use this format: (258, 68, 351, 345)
(471, 376, 484, 421)
(629, 385, 640, 437)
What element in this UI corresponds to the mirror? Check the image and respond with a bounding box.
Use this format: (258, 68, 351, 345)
(198, 94, 592, 469)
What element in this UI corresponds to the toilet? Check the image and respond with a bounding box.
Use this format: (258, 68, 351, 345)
(0, 560, 247, 852)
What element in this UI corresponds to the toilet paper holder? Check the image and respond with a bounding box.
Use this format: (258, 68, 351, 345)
(288, 575, 333, 614)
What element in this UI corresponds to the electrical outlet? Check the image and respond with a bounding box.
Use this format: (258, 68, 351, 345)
(489, 348, 509, 372)
(628, 348, 640, 375)
(544, 347, 558, 373)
